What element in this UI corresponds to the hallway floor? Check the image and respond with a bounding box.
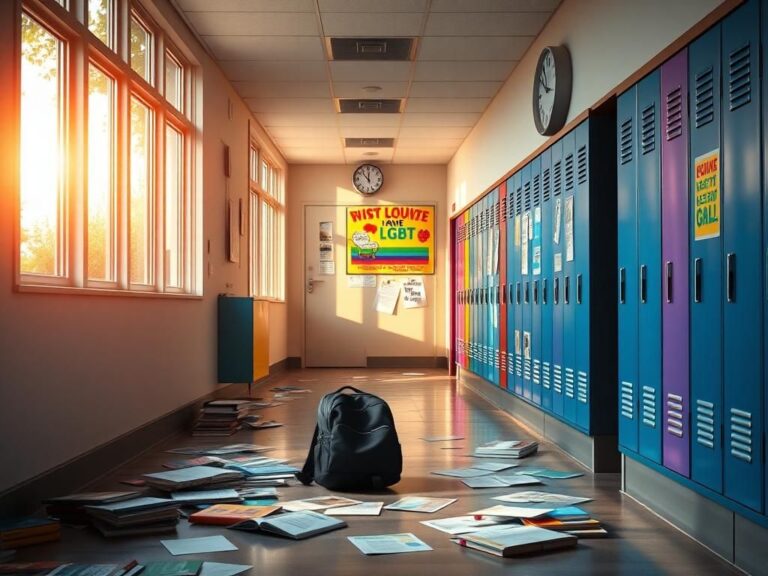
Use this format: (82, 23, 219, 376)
(13, 369, 741, 575)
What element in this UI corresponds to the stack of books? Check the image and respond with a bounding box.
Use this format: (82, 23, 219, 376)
(474, 440, 539, 459)
(0, 518, 60, 550)
(44, 491, 141, 525)
(192, 399, 259, 436)
(84, 497, 181, 538)
(452, 524, 577, 557)
(522, 506, 606, 537)
(142, 466, 243, 492)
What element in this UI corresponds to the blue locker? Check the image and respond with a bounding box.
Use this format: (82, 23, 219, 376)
(689, 25, 723, 492)
(521, 163, 533, 400)
(763, 0, 768, 511)
(472, 203, 479, 376)
(482, 195, 490, 381)
(637, 70, 663, 464)
(490, 188, 500, 385)
(722, 0, 763, 511)
(506, 177, 517, 393)
(575, 121, 591, 432)
(479, 196, 487, 380)
(562, 131, 577, 425)
(551, 140, 565, 417)
(618, 87, 639, 452)
(531, 156, 543, 405)
(513, 171, 525, 397)
(540, 147, 554, 413)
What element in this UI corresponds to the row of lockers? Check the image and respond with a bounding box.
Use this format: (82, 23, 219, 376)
(454, 114, 616, 437)
(618, 0, 766, 516)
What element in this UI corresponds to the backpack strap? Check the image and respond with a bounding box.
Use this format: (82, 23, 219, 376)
(332, 385, 364, 395)
(295, 424, 319, 485)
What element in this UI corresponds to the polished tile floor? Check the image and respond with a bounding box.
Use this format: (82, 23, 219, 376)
(12, 369, 741, 575)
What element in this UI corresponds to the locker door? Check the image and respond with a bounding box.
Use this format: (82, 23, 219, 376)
(513, 172, 524, 396)
(763, 0, 768, 510)
(481, 196, 489, 380)
(490, 188, 500, 385)
(723, 0, 762, 511)
(563, 131, 577, 425)
(661, 49, 691, 477)
(499, 182, 508, 389)
(521, 164, 533, 400)
(541, 148, 554, 412)
(470, 204, 478, 375)
(455, 215, 462, 369)
(463, 211, 470, 369)
(531, 157, 543, 405)
(618, 87, 639, 453)
(637, 70, 663, 464)
(551, 141, 565, 417)
(506, 177, 516, 392)
(689, 25, 723, 492)
(575, 120, 591, 432)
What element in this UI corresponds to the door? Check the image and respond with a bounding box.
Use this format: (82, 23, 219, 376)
(304, 205, 366, 367)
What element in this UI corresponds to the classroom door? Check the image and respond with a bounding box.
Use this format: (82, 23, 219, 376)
(304, 205, 367, 367)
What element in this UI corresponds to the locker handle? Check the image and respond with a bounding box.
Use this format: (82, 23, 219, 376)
(576, 274, 582, 304)
(496, 285, 500, 305)
(564, 276, 570, 304)
(502, 284, 507, 305)
(543, 278, 548, 305)
(534, 280, 539, 304)
(726, 253, 735, 303)
(516, 282, 521, 305)
(554, 277, 560, 304)
(694, 258, 702, 303)
(640, 265, 647, 304)
(619, 267, 626, 304)
(665, 261, 673, 303)
(524, 282, 530, 304)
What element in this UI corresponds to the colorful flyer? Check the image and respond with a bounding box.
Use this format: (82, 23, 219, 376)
(521, 212, 529, 275)
(347, 206, 434, 275)
(565, 195, 574, 262)
(694, 149, 720, 241)
(532, 206, 542, 276)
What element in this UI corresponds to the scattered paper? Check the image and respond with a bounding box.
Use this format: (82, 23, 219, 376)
(200, 564, 252, 576)
(461, 475, 542, 489)
(348, 533, 432, 555)
(384, 496, 456, 513)
(492, 491, 592, 506)
(420, 435, 464, 442)
(281, 496, 362, 513)
(374, 280, 401, 314)
(162, 535, 238, 556)
(470, 462, 519, 472)
(325, 502, 383, 516)
(518, 468, 584, 479)
(348, 275, 376, 288)
(402, 277, 427, 308)
(431, 468, 495, 478)
(469, 504, 554, 519)
(421, 516, 510, 535)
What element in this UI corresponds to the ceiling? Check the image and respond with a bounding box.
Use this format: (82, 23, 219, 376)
(172, 0, 562, 165)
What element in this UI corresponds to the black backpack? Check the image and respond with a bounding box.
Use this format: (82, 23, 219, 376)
(296, 386, 402, 490)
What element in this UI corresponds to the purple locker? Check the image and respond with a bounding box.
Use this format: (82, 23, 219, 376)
(661, 50, 690, 477)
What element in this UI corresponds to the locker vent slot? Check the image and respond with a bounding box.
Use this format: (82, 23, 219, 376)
(516, 187, 522, 213)
(621, 381, 634, 419)
(665, 87, 682, 141)
(507, 191, 514, 219)
(524, 181, 531, 211)
(641, 385, 657, 428)
(577, 370, 588, 404)
(553, 364, 563, 394)
(695, 67, 714, 128)
(494, 347, 499, 370)
(500, 196, 507, 223)
(533, 359, 541, 385)
(553, 161, 562, 196)
(565, 154, 574, 191)
(494, 201, 499, 228)
(565, 367, 575, 398)
(640, 104, 656, 155)
(515, 353, 522, 377)
(695, 399, 715, 449)
(542, 168, 551, 202)
(728, 44, 751, 112)
(506, 352, 513, 374)
(729, 408, 753, 463)
(500, 350, 506, 372)
(524, 356, 531, 381)
(542, 361, 551, 389)
(577, 145, 587, 184)
(620, 118, 633, 164)
(533, 174, 541, 206)
(666, 393, 684, 437)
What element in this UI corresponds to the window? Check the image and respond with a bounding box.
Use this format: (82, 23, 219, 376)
(248, 141, 284, 300)
(19, 2, 198, 296)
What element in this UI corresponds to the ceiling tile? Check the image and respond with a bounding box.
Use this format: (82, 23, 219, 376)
(339, 126, 399, 138)
(330, 61, 412, 82)
(176, 0, 315, 11)
(337, 114, 402, 127)
(430, 0, 560, 12)
(344, 149, 395, 162)
(414, 60, 516, 81)
(186, 12, 319, 36)
(396, 137, 464, 148)
(425, 12, 551, 36)
(283, 148, 346, 163)
(392, 151, 454, 164)
(276, 137, 343, 148)
(246, 98, 336, 114)
(405, 98, 490, 113)
(419, 36, 534, 61)
(319, 0, 427, 11)
(409, 81, 502, 97)
(402, 112, 480, 126)
(399, 126, 473, 138)
(258, 114, 339, 128)
(203, 36, 325, 61)
(265, 126, 340, 139)
(233, 82, 330, 98)
(321, 12, 424, 37)
(220, 60, 328, 82)
(333, 82, 409, 98)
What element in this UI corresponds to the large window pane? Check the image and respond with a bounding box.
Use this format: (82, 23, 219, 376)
(130, 14, 152, 83)
(165, 125, 183, 288)
(88, 0, 111, 48)
(20, 14, 64, 277)
(87, 65, 116, 282)
(165, 51, 182, 111)
(249, 145, 259, 184)
(130, 98, 153, 285)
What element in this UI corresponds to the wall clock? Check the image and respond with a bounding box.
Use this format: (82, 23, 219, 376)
(532, 45, 572, 136)
(352, 163, 383, 195)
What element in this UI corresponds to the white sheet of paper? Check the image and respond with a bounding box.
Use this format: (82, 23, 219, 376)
(384, 496, 456, 513)
(348, 533, 432, 555)
(325, 502, 383, 516)
(374, 281, 401, 314)
(492, 491, 592, 506)
(420, 435, 464, 442)
(469, 504, 554, 519)
(553, 198, 562, 244)
(348, 274, 376, 288)
(554, 252, 563, 273)
(162, 535, 238, 556)
(170, 489, 240, 502)
(402, 277, 427, 309)
(565, 195, 574, 262)
(421, 516, 508, 535)
(200, 563, 252, 576)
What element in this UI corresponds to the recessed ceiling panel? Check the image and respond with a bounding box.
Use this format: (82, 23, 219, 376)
(330, 38, 414, 61)
(203, 36, 325, 61)
(176, 0, 315, 11)
(186, 12, 319, 36)
(430, 0, 560, 12)
(405, 98, 490, 113)
(414, 60, 517, 81)
(246, 98, 336, 114)
(330, 61, 412, 82)
(321, 13, 424, 37)
(234, 82, 330, 98)
(345, 137, 395, 148)
(409, 81, 502, 98)
(419, 36, 534, 61)
(220, 60, 328, 82)
(425, 12, 551, 36)
(338, 99, 402, 113)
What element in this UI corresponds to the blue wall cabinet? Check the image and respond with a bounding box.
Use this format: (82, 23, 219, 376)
(551, 140, 566, 419)
(562, 131, 577, 425)
(541, 148, 554, 412)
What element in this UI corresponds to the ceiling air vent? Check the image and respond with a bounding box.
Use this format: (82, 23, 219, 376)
(345, 138, 395, 148)
(330, 38, 414, 61)
(339, 99, 402, 113)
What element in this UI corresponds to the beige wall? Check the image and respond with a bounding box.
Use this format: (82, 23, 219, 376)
(449, 0, 726, 214)
(286, 165, 447, 362)
(0, 0, 287, 494)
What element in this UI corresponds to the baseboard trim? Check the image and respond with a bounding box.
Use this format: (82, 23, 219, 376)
(366, 356, 448, 369)
(269, 358, 290, 375)
(285, 356, 302, 370)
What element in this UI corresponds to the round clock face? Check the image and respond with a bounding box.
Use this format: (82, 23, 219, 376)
(533, 46, 572, 136)
(352, 163, 383, 195)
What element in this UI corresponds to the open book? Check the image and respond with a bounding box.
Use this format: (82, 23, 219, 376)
(229, 511, 346, 540)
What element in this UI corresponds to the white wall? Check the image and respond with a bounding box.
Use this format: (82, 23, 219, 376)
(0, 0, 287, 494)
(448, 0, 725, 213)
(286, 165, 447, 362)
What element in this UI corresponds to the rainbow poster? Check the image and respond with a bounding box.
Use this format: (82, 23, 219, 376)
(346, 205, 435, 275)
